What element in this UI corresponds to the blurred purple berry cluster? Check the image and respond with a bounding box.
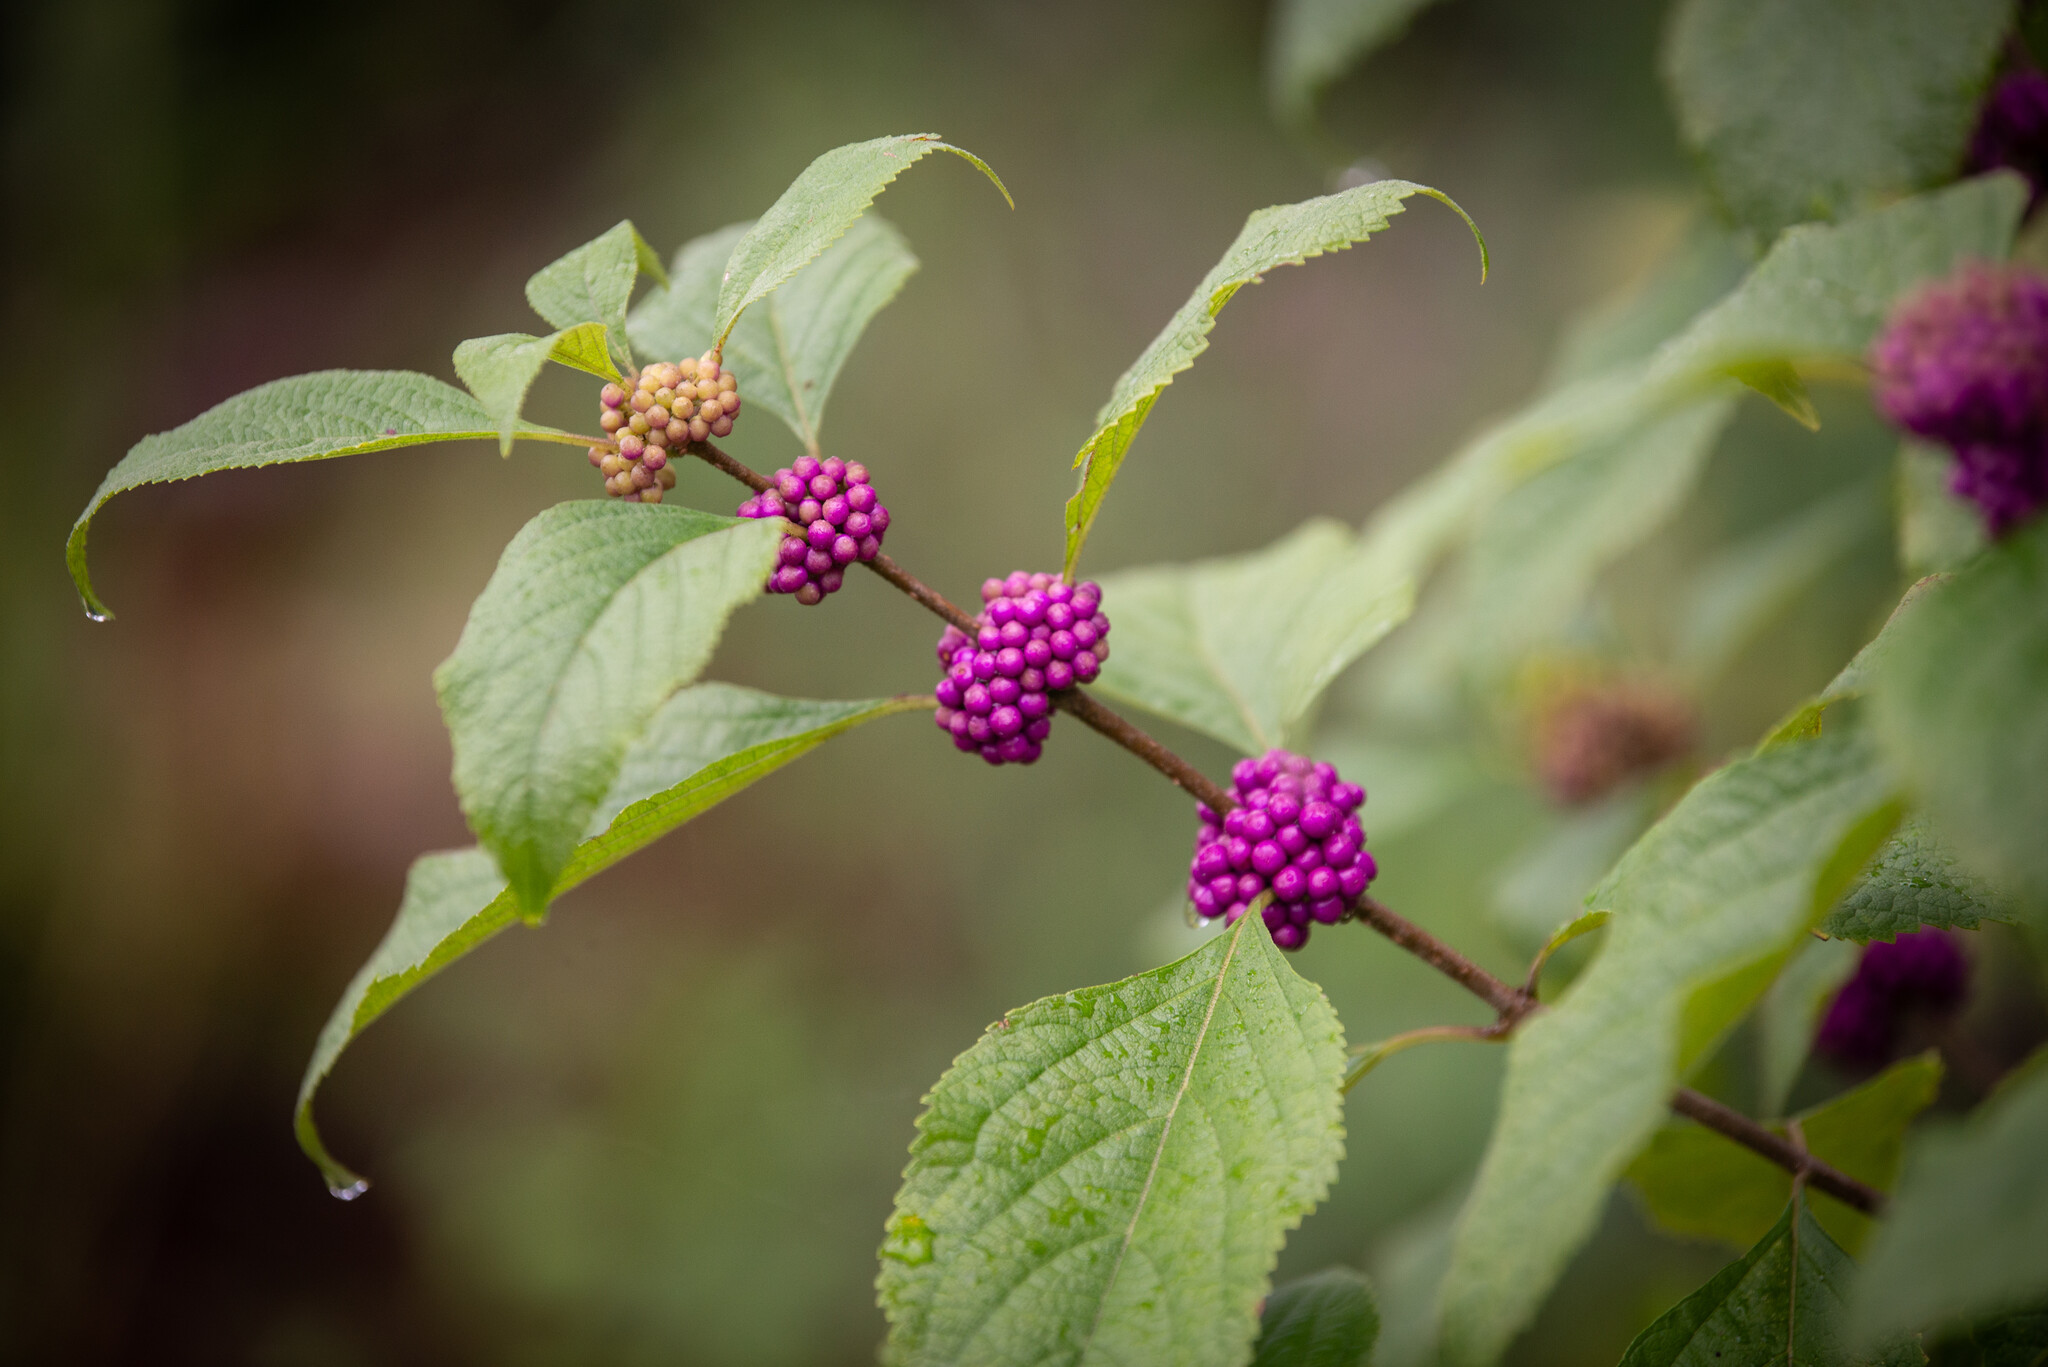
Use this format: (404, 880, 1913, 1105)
(1871, 264, 2048, 535)
(737, 456, 890, 606)
(589, 353, 740, 503)
(1532, 681, 1695, 808)
(1967, 71, 2048, 215)
(1816, 927, 1971, 1069)
(932, 572, 1109, 765)
(1187, 749, 1374, 950)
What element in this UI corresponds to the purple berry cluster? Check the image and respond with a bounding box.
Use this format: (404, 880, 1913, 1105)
(1967, 71, 2048, 215)
(1816, 927, 1971, 1069)
(588, 353, 741, 503)
(1187, 749, 1374, 951)
(736, 456, 890, 606)
(1871, 264, 2048, 534)
(932, 572, 1110, 765)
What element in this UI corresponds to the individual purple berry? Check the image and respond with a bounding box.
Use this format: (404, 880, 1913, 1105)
(1967, 71, 2048, 216)
(930, 572, 1112, 766)
(1184, 748, 1375, 950)
(736, 452, 892, 604)
(1816, 928, 1972, 1069)
(1871, 263, 2048, 535)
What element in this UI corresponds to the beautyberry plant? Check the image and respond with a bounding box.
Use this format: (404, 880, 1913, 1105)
(65, 3, 2048, 1360)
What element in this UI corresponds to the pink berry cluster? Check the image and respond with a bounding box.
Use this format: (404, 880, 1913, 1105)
(1188, 749, 1374, 951)
(932, 572, 1110, 766)
(587, 352, 742, 503)
(735, 456, 889, 606)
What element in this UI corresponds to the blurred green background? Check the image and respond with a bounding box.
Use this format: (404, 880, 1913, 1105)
(5, 0, 2019, 1362)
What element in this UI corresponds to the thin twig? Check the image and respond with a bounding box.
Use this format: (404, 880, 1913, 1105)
(678, 436, 1889, 1215)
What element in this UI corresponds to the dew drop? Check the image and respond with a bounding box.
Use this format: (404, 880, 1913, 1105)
(328, 1178, 370, 1202)
(83, 607, 108, 624)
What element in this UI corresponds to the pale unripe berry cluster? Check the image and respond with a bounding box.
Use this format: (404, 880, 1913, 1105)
(587, 352, 742, 503)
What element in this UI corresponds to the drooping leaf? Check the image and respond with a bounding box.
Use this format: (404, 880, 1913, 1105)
(295, 685, 924, 1193)
(453, 322, 617, 455)
(1093, 518, 1415, 754)
(630, 215, 919, 453)
(1265, 0, 1443, 126)
(1851, 1050, 2048, 1344)
(1252, 1267, 1381, 1367)
(524, 220, 665, 372)
(713, 134, 1007, 349)
(1896, 441, 1988, 579)
(1626, 1051, 1944, 1256)
(434, 502, 783, 913)
(1663, 0, 2013, 241)
(1618, 1199, 1918, 1367)
(1822, 818, 2014, 943)
(877, 913, 1347, 1367)
(1870, 517, 2048, 923)
(66, 370, 577, 620)
(1753, 933, 1861, 1116)
(1456, 396, 1735, 672)
(1063, 180, 1485, 577)
(1438, 726, 1900, 1367)
(1647, 176, 2027, 400)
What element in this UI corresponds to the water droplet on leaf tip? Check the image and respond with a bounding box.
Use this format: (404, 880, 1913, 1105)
(83, 608, 108, 623)
(328, 1178, 370, 1201)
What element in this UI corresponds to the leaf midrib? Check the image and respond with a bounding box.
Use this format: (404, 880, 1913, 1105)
(1078, 916, 1248, 1358)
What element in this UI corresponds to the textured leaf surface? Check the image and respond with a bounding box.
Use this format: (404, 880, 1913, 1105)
(1823, 819, 2012, 942)
(1253, 1267, 1380, 1367)
(1663, 0, 2011, 240)
(630, 216, 918, 452)
(1439, 727, 1900, 1367)
(434, 502, 783, 912)
(1457, 396, 1734, 670)
(1648, 177, 2026, 395)
(1618, 1201, 1912, 1367)
(295, 685, 922, 1192)
(1852, 1051, 2048, 1343)
(1064, 180, 1484, 576)
(1871, 517, 2048, 922)
(453, 323, 617, 454)
(877, 914, 1347, 1367)
(524, 220, 662, 372)
(1627, 1052, 1943, 1255)
(1094, 519, 1414, 754)
(713, 134, 1006, 348)
(67, 369, 572, 620)
(1265, 0, 1441, 125)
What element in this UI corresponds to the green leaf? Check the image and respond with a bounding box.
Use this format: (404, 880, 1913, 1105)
(1663, 0, 2012, 240)
(1092, 518, 1415, 754)
(713, 134, 1007, 350)
(1896, 441, 1988, 580)
(1851, 1050, 2048, 1343)
(1456, 396, 1735, 672)
(1265, 0, 1442, 126)
(1438, 726, 1900, 1367)
(1754, 934, 1860, 1116)
(453, 322, 617, 455)
(433, 502, 783, 913)
(1822, 818, 2014, 943)
(524, 220, 664, 372)
(1618, 1199, 1918, 1367)
(1647, 176, 2028, 397)
(877, 913, 1347, 1367)
(66, 369, 575, 621)
(1063, 180, 1485, 577)
(1252, 1267, 1381, 1367)
(1727, 359, 1821, 429)
(1871, 517, 2048, 923)
(294, 684, 924, 1193)
(1925, 1304, 2048, 1367)
(630, 215, 919, 453)
(1626, 1052, 1944, 1256)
